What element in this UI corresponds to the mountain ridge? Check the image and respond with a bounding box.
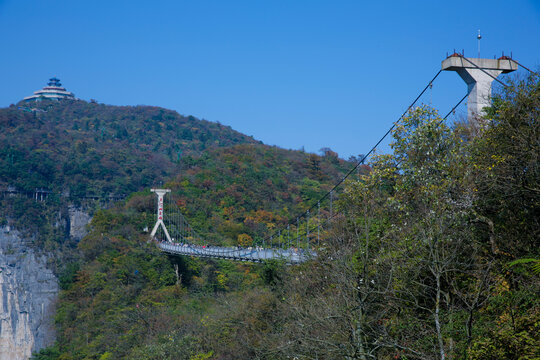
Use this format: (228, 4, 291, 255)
(0, 99, 260, 196)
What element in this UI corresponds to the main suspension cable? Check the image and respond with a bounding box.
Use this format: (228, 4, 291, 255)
(261, 69, 446, 244)
(511, 59, 539, 76)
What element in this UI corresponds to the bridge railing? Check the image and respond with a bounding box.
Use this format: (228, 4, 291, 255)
(151, 189, 332, 259)
(157, 241, 315, 264)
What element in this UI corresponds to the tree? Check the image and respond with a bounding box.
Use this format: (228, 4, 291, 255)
(465, 73, 540, 359)
(274, 107, 494, 359)
(237, 233, 253, 247)
(472, 73, 539, 258)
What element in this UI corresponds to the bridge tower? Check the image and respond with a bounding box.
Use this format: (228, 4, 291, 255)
(150, 188, 172, 242)
(441, 54, 517, 126)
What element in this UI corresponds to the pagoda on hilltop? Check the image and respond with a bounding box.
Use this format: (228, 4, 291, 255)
(23, 77, 76, 102)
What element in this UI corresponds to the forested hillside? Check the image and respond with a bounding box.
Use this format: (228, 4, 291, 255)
(0, 97, 357, 359)
(1, 100, 352, 250)
(29, 74, 539, 360)
(165, 144, 351, 243)
(0, 100, 257, 197)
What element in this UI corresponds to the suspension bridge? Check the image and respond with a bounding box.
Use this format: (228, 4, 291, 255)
(149, 54, 534, 264)
(149, 189, 316, 263)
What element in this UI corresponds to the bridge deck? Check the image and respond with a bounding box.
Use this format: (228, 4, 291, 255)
(157, 242, 313, 264)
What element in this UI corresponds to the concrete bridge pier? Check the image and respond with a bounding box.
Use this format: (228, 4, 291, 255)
(442, 55, 517, 126)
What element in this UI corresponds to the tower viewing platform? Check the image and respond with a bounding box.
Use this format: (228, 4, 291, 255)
(23, 77, 76, 102)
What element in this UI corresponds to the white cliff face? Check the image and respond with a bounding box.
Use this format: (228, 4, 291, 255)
(68, 205, 91, 240)
(0, 228, 58, 360)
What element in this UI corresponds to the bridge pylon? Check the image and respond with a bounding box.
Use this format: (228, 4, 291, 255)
(150, 188, 172, 242)
(441, 54, 517, 126)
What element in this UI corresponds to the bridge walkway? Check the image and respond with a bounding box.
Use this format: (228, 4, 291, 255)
(157, 241, 313, 264)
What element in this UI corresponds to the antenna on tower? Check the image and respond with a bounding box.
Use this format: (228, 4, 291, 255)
(477, 29, 482, 58)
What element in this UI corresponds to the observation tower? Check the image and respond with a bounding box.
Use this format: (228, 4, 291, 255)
(23, 77, 76, 102)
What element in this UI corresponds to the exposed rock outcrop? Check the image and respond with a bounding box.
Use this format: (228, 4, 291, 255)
(68, 205, 91, 240)
(0, 228, 58, 360)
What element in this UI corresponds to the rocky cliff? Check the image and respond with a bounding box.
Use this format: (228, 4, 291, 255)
(0, 227, 58, 359)
(68, 205, 91, 240)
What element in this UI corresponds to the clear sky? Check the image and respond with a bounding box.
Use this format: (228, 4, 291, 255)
(1, 0, 538, 159)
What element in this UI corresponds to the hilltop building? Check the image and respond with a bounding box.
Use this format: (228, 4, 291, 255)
(23, 77, 76, 102)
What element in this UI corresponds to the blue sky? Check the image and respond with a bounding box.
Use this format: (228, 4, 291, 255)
(1, 0, 538, 159)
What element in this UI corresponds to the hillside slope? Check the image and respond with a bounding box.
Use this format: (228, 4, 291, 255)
(0, 98, 353, 359)
(0, 99, 258, 197)
(0, 99, 351, 243)
(44, 76, 539, 360)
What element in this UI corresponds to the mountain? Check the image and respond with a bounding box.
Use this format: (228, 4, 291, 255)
(0, 98, 352, 359)
(0, 99, 258, 197)
(4, 74, 538, 360)
(39, 75, 539, 360)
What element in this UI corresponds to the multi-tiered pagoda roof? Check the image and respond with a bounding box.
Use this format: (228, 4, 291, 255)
(23, 77, 76, 101)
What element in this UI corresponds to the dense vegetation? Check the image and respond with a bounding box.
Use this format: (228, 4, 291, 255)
(0, 100, 349, 250)
(0, 100, 257, 196)
(0, 100, 255, 254)
(19, 74, 540, 359)
(166, 144, 351, 243)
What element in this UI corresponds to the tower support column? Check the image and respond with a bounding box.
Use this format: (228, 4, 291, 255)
(458, 67, 503, 120)
(150, 188, 172, 242)
(442, 56, 517, 125)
